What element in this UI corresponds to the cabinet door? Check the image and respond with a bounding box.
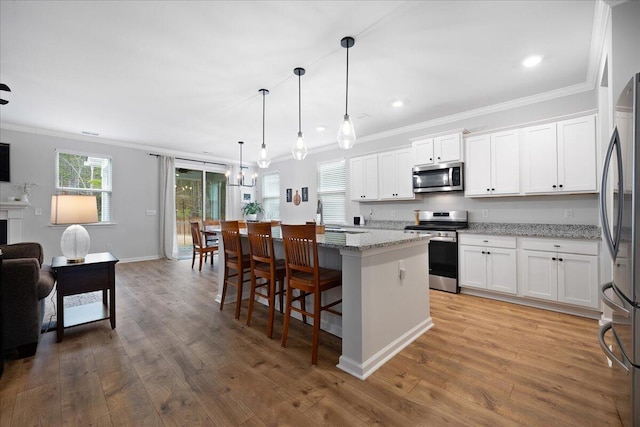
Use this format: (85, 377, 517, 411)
(395, 148, 415, 199)
(459, 245, 487, 289)
(435, 133, 462, 163)
(491, 130, 520, 195)
(464, 135, 492, 196)
(519, 250, 557, 301)
(523, 123, 558, 194)
(557, 115, 596, 193)
(487, 248, 517, 294)
(378, 151, 397, 199)
(412, 138, 434, 166)
(557, 253, 598, 308)
(362, 154, 379, 200)
(349, 157, 365, 201)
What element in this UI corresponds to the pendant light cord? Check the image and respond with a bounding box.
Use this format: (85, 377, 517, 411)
(262, 91, 266, 147)
(298, 73, 302, 133)
(345, 45, 349, 115)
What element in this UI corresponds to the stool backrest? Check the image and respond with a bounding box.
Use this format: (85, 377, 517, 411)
(281, 224, 318, 278)
(220, 220, 242, 259)
(247, 222, 275, 265)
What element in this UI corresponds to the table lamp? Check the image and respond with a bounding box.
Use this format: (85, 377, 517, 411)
(51, 194, 98, 263)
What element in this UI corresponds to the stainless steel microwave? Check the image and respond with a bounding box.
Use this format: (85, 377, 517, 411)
(412, 161, 464, 193)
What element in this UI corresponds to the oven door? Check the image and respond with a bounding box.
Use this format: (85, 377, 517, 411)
(428, 237, 459, 293)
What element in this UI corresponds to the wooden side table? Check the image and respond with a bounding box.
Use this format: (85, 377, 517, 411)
(51, 252, 119, 343)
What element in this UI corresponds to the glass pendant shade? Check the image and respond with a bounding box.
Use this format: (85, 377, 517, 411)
(337, 113, 356, 149)
(257, 143, 271, 168)
(292, 131, 308, 160)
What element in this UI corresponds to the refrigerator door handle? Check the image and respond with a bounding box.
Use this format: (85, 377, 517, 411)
(598, 322, 630, 372)
(599, 126, 624, 259)
(600, 282, 631, 316)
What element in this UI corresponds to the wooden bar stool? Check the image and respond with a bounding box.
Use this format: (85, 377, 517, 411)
(190, 222, 218, 271)
(246, 222, 286, 338)
(280, 223, 342, 365)
(219, 220, 251, 319)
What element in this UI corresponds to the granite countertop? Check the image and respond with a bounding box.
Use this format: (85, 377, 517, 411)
(207, 226, 430, 252)
(272, 227, 430, 251)
(458, 223, 602, 240)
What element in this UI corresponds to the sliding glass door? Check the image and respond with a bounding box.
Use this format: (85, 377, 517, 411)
(175, 166, 226, 257)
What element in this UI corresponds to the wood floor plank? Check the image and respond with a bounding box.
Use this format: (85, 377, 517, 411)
(0, 258, 623, 426)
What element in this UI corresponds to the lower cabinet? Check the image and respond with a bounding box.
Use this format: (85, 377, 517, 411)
(459, 235, 517, 294)
(458, 234, 600, 311)
(518, 238, 599, 309)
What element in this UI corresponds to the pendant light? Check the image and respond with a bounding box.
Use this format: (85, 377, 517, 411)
(292, 67, 308, 160)
(338, 36, 356, 149)
(226, 141, 256, 187)
(257, 88, 271, 168)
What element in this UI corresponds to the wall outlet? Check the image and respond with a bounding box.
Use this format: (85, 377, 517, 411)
(564, 209, 573, 218)
(145, 209, 157, 216)
(391, 209, 396, 218)
(106, 243, 112, 250)
(482, 209, 489, 218)
(34, 207, 42, 216)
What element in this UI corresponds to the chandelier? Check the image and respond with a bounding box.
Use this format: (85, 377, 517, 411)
(226, 141, 256, 187)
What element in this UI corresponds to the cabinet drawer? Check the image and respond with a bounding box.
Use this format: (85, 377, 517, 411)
(458, 234, 516, 249)
(520, 238, 598, 255)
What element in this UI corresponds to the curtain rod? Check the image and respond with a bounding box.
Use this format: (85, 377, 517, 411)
(149, 153, 227, 167)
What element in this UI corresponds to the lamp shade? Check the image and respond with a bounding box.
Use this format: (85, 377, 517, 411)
(51, 194, 98, 224)
(51, 195, 98, 263)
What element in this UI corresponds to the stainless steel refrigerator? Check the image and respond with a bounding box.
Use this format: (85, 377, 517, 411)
(599, 72, 640, 427)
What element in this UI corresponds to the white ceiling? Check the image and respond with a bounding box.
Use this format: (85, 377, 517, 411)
(0, 1, 601, 165)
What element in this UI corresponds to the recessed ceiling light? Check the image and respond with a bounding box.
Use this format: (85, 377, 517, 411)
(316, 126, 326, 132)
(522, 55, 543, 68)
(391, 100, 403, 108)
(81, 131, 99, 136)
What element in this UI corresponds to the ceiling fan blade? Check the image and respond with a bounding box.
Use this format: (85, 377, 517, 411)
(0, 83, 10, 92)
(0, 99, 8, 105)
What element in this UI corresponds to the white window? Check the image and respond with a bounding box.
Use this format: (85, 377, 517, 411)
(262, 172, 280, 220)
(317, 160, 345, 224)
(55, 150, 112, 222)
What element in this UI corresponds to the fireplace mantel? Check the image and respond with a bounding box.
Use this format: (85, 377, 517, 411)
(0, 201, 29, 244)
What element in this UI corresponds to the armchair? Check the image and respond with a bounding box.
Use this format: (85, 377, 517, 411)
(1, 242, 56, 358)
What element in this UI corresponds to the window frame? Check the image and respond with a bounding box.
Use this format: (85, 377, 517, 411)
(316, 159, 346, 225)
(55, 149, 113, 223)
(261, 171, 280, 220)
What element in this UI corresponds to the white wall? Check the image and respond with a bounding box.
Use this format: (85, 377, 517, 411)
(266, 89, 600, 225)
(0, 128, 161, 262)
(611, 1, 640, 102)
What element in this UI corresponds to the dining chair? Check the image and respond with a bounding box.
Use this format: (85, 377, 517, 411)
(219, 220, 251, 319)
(280, 223, 342, 365)
(246, 222, 286, 338)
(190, 222, 218, 271)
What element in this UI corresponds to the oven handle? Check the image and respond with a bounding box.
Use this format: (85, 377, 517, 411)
(428, 236, 457, 243)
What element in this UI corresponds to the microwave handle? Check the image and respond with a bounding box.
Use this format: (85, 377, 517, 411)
(448, 167, 453, 185)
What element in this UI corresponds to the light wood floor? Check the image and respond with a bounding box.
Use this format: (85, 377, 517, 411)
(0, 258, 621, 426)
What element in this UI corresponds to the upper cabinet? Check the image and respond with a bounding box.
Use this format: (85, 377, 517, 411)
(465, 130, 520, 197)
(522, 115, 597, 195)
(350, 154, 379, 201)
(351, 148, 414, 202)
(379, 148, 415, 200)
(412, 132, 463, 166)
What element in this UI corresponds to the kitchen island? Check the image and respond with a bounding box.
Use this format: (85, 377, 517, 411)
(213, 226, 432, 379)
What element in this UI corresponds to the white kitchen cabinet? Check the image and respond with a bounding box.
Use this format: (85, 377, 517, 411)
(458, 235, 517, 294)
(350, 154, 379, 201)
(465, 130, 520, 197)
(519, 238, 599, 308)
(379, 148, 415, 200)
(412, 132, 463, 166)
(523, 115, 597, 195)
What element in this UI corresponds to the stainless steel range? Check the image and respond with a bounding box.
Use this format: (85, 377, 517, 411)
(405, 210, 468, 293)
